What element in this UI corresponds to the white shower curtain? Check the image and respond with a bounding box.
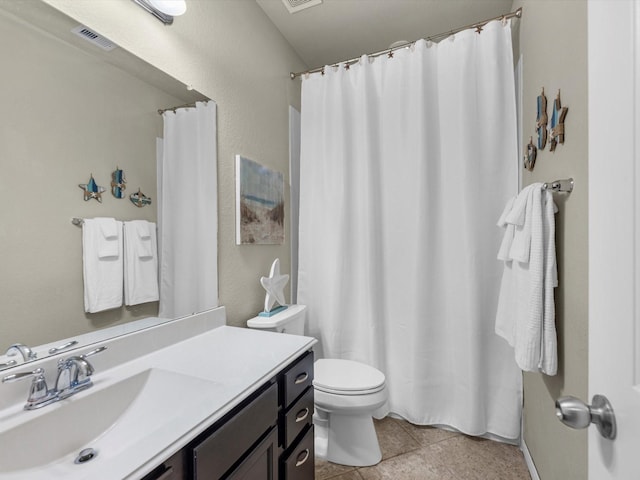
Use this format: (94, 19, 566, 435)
(298, 21, 522, 439)
(158, 101, 218, 319)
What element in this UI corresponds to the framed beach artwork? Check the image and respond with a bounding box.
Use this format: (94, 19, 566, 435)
(235, 155, 285, 245)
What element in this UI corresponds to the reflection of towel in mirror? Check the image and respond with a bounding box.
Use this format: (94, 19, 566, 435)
(123, 220, 159, 306)
(495, 184, 558, 375)
(95, 217, 119, 258)
(82, 218, 123, 313)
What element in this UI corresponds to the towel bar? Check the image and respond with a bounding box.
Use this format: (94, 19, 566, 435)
(542, 178, 573, 193)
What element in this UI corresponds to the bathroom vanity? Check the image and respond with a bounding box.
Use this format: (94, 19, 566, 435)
(144, 351, 315, 480)
(0, 307, 316, 480)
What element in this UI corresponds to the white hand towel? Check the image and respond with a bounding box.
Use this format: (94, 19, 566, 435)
(82, 218, 123, 313)
(95, 217, 119, 258)
(135, 221, 153, 258)
(539, 190, 558, 375)
(513, 185, 544, 371)
(507, 184, 538, 263)
(495, 183, 558, 375)
(123, 220, 159, 306)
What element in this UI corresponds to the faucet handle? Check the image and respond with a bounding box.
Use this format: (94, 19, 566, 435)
(0, 360, 17, 370)
(2, 367, 56, 409)
(48, 340, 78, 355)
(80, 345, 107, 360)
(2, 367, 45, 384)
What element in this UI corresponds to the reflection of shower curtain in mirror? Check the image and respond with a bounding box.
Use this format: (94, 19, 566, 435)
(158, 101, 218, 318)
(298, 22, 522, 439)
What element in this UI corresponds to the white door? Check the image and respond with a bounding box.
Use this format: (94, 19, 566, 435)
(588, 0, 640, 478)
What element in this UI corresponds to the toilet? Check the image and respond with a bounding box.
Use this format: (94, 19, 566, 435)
(247, 305, 388, 467)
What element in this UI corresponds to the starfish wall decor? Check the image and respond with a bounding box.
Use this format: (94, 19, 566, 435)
(79, 174, 106, 202)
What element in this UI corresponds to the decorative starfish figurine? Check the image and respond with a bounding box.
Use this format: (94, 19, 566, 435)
(79, 174, 106, 202)
(260, 258, 289, 312)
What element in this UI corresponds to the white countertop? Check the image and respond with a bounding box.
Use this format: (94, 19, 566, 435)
(0, 312, 316, 480)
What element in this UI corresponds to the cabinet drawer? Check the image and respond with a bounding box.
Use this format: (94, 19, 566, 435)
(192, 382, 278, 479)
(281, 425, 314, 480)
(281, 351, 313, 408)
(280, 387, 314, 449)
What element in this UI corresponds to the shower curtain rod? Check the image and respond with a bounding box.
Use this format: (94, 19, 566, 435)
(157, 103, 195, 115)
(157, 100, 210, 115)
(290, 7, 522, 79)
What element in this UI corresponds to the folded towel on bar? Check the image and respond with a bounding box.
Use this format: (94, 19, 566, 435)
(123, 220, 159, 306)
(82, 218, 123, 313)
(495, 183, 558, 375)
(506, 183, 537, 263)
(134, 221, 153, 258)
(95, 217, 119, 258)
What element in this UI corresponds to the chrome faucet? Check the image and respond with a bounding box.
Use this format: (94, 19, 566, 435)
(6, 344, 37, 363)
(55, 346, 106, 399)
(2, 367, 57, 409)
(2, 346, 107, 410)
(56, 356, 95, 398)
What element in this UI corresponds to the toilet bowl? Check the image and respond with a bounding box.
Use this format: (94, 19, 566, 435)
(313, 358, 387, 466)
(247, 305, 388, 467)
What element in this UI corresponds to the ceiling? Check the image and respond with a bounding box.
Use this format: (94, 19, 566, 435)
(255, 0, 515, 70)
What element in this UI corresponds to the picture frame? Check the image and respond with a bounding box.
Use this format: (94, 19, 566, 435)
(235, 155, 285, 245)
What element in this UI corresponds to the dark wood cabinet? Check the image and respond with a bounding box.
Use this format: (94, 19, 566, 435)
(227, 427, 278, 480)
(278, 351, 314, 480)
(192, 382, 278, 478)
(141, 350, 314, 480)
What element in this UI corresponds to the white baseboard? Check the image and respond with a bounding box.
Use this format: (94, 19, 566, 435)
(520, 438, 541, 480)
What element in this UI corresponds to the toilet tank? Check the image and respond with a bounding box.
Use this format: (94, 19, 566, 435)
(246, 305, 307, 335)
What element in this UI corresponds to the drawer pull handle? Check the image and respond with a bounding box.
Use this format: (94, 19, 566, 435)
(295, 448, 310, 467)
(295, 407, 310, 423)
(155, 466, 174, 480)
(294, 372, 309, 384)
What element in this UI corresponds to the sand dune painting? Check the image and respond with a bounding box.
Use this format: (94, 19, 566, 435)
(235, 155, 285, 245)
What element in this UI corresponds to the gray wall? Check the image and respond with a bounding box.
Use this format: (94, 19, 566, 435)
(511, 1, 588, 478)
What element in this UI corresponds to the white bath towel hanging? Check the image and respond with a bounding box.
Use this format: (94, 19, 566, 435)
(495, 183, 558, 375)
(123, 220, 159, 306)
(82, 218, 123, 313)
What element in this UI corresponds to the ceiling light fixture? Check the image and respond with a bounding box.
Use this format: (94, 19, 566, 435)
(132, 0, 186, 25)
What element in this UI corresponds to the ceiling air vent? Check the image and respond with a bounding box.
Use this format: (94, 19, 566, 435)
(71, 25, 117, 51)
(281, 0, 322, 14)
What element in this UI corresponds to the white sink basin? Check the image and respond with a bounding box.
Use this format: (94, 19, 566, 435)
(0, 368, 222, 478)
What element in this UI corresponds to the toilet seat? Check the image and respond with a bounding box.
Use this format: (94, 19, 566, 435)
(314, 359, 385, 396)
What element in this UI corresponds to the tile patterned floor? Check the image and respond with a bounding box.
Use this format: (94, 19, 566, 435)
(315, 417, 532, 480)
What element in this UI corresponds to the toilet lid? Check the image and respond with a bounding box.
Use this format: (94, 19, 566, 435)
(313, 359, 385, 394)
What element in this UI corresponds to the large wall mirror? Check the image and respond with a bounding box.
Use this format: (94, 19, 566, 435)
(0, 1, 208, 369)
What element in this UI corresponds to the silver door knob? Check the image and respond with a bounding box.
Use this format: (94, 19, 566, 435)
(555, 394, 616, 440)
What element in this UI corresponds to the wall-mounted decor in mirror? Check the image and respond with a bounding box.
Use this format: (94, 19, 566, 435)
(0, 0, 208, 369)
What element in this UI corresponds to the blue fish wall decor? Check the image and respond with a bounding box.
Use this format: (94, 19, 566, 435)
(130, 188, 152, 208)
